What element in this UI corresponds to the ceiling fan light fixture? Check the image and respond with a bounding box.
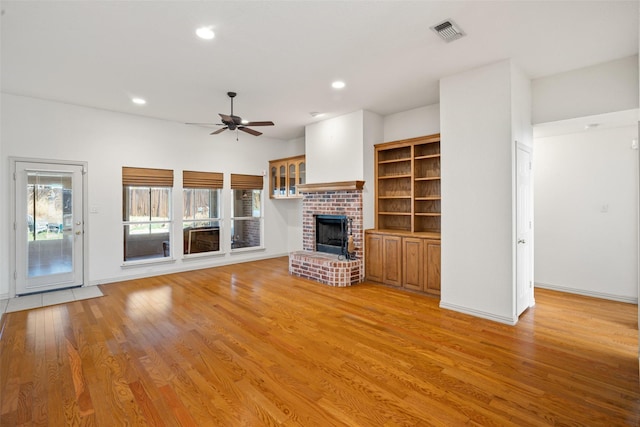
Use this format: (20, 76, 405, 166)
(196, 26, 215, 40)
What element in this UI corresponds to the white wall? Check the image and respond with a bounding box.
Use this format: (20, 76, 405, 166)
(383, 104, 440, 142)
(534, 125, 639, 302)
(0, 94, 302, 297)
(282, 136, 305, 253)
(362, 111, 383, 230)
(533, 55, 639, 125)
(440, 60, 523, 324)
(305, 110, 364, 184)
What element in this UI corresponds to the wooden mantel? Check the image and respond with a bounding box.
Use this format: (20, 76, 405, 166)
(297, 180, 364, 193)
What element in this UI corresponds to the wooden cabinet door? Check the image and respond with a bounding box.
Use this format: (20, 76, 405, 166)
(269, 163, 279, 197)
(365, 233, 383, 282)
(295, 159, 305, 196)
(382, 235, 402, 287)
(402, 237, 423, 291)
(424, 240, 441, 295)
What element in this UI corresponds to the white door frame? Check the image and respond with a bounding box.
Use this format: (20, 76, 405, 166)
(9, 157, 89, 298)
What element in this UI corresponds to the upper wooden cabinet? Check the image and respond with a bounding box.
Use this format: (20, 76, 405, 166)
(269, 155, 305, 199)
(375, 134, 440, 233)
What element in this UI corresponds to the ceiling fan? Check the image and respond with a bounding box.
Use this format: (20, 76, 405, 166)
(187, 92, 274, 137)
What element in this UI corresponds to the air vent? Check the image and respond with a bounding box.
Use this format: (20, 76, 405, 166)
(431, 20, 465, 43)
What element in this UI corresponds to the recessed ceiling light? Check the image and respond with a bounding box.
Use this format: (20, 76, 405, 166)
(309, 112, 325, 118)
(584, 123, 599, 130)
(132, 97, 146, 105)
(331, 81, 346, 89)
(196, 26, 215, 40)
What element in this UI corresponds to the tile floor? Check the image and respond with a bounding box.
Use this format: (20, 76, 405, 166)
(0, 286, 103, 314)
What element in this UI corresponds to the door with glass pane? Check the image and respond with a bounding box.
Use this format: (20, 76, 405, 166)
(15, 162, 84, 295)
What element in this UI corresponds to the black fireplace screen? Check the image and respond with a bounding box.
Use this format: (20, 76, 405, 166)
(315, 214, 348, 255)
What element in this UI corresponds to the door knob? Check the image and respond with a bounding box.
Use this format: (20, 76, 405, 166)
(75, 231, 82, 235)
(517, 239, 526, 244)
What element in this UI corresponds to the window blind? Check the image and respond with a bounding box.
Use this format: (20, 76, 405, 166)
(231, 173, 263, 190)
(122, 167, 173, 187)
(183, 170, 223, 189)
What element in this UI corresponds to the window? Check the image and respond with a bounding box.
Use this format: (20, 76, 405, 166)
(122, 167, 173, 262)
(230, 174, 263, 250)
(183, 171, 223, 256)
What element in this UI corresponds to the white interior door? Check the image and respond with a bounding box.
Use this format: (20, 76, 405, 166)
(15, 161, 84, 295)
(516, 144, 533, 316)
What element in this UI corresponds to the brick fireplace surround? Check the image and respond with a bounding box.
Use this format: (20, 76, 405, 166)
(289, 181, 364, 287)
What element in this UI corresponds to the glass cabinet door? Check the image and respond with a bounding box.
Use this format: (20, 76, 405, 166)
(270, 166, 277, 197)
(289, 163, 296, 195)
(298, 162, 305, 187)
(278, 165, 286, 195)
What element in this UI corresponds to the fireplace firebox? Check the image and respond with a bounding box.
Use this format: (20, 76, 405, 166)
(315, 214, 348, 255)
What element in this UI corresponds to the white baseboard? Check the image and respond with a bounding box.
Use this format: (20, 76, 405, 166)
(90, 252, 289, 287)
(439, 301, 517, 325)
(535, 282, 638, 304)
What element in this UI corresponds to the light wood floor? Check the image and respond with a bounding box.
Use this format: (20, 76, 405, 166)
(1, 257, 638, 426)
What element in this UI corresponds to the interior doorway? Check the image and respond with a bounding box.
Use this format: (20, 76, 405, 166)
(516, 143, 534, 316)
(13, 159, 87, 296)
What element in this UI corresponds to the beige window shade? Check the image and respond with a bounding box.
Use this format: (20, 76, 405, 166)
(231, 173, 263, 190)
(122, 167, 173, 187)
(183, 171, 223, 189)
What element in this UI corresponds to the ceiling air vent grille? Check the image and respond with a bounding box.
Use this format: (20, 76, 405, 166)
(431, 20, 465, 43)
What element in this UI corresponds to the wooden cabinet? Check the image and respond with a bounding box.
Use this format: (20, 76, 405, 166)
(424, 240, 441, 295)
(402, 237, 423, 291)
(365, 232, 402, 287)
(382, 235, 402, 287)
(364, 232, 383, 282)
(365, 228, 441, 295)
(269, 155, 305, 198)
(369, 134, 441, 297)
(375, 134, 440, 233)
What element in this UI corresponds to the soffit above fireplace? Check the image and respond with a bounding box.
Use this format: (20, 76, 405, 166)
(297, 181, 364, 193)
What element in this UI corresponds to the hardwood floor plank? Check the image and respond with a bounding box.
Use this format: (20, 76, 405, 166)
(1, 257, 639, 426)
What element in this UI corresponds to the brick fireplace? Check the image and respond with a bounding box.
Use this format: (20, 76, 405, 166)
(289, 181, 364, 287)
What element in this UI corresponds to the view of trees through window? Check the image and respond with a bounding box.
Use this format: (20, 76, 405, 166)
(183, 188, 221, 255)
(231, 189, 262, 249)
(123, 186, 171, 261)
(27, 176, 71, 242)
(124, 187, 171, 234)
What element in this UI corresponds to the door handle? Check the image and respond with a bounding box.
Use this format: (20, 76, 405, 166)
(75, 231, 82, 235)
(517, 239, 526, 244)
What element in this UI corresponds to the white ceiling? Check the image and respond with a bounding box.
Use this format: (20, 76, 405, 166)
(1, 1, 638, 140)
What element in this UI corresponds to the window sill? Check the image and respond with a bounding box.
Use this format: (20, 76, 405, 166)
(230, 246, 265, 254)
(183, 251, 226, 260)
(121, 257, 176, 268)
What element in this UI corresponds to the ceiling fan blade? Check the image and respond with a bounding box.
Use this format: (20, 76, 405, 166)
(210, 127, 228, 135)
(243, 121, 274, 127)
(185, 122, 222, 126)
(238, 127, 262, 136)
